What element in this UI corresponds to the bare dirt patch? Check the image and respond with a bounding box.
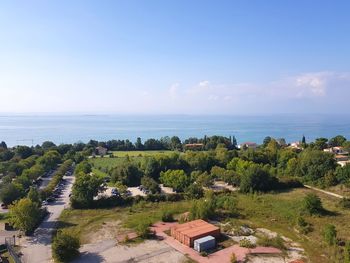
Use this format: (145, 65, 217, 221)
(85, 220, 124, 243)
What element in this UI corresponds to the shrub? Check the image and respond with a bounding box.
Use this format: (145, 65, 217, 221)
(239, 238, 255, 248)
(200, 251, 208, 257)
(257, 235, 286, 250)
(296, 216, 312, 234)
(339, 198, 350, 209)
(136, 222, 152, 239)
(230, 253, 237, 263)
(345, 241, 350, 263)
(302, 193, 323, 215)
(323, 224, 337, 246)
(161, 210, 174, 222)
(52, 231, 80, 262)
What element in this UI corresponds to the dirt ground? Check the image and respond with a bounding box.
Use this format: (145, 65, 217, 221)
(85, 220, 123, 243)
(246, 255, 287, 263)
(73, 239, 186, 263)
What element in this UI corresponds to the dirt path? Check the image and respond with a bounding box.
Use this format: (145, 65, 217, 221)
(304, 185, 344, 199)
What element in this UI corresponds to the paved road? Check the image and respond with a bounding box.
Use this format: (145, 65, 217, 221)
(20, 175, 75, 263)
(39, 170, 56, 190)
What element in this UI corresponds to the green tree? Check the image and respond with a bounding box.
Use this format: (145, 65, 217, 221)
(74, 161, 92, 174)
(302, 193, 323, 215)
(71, 172, 104, 208)
(185, 184, 204, 200)
(302, 135, 306, 144)
(15, 146, 33, 159)
(9, 198, 41, 234)
(141, 176, 160, 194)
(314, 138, 328, 150)
(38, 150, 62, 171)
(263, 136, 272, 147)
(329, 135, 347, 147)
(135, 137, 144, 150)
(52, 231, 80, 262)
(298, 149, 336, 183)
(110, 162, 143, 186)
(0, 183, 25, 205)
(41, 141, 56, 150)
(323, 224, 337, 245)
(240, 164, 277, 193)
(170, 136, 182, 151)
(141, 157, 160, 180)
(27, 187, 41, 206)
(189, 198, 216, 220)
(195, 171, 213, 187)
(160, 169, 189, 192)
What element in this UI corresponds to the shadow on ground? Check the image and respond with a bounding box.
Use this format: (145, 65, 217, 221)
(71, 252, 104, 263)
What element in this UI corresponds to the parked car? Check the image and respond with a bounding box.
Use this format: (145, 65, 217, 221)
(46, 197, 55, 203)
(42, 201, 48, 206)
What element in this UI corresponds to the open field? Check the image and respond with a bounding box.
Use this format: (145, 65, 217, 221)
(89, 157, 127, 171)
(326, 184, 350, 198)
(89, 150, 177, 171)
(235, 188, 350, 263)
(57, 201, 192, 244)
(57, 187, 350, 262)
(111, 150, 176, 157)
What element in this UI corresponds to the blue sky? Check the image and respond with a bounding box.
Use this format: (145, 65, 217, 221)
(0, 0, 349, 114)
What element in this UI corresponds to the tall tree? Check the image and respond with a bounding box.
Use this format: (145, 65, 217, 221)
(9, 198, 41, 234)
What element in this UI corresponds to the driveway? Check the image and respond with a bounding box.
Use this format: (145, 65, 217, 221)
(20, 175, 75, 263)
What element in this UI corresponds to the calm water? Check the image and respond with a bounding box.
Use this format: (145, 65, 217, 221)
(0, 114, 349, 147)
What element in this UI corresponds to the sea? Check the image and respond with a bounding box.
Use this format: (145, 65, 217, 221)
(0, 114, 349, 147)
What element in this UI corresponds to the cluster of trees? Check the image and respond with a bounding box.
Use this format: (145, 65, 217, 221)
(70, 161, 105, 208)
(189, 191, 238, 220)
(41, 160, 73, 200)
(84, 135, 236, 153)
(0, 149, 64, 205)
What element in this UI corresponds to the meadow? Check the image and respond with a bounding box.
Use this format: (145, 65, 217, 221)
(57, 187, 350, 262)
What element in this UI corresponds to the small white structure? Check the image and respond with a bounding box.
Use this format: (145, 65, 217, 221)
(194, 236, 216, 252)
(338, 160, 350, 167)
(290, 141, 302, 150)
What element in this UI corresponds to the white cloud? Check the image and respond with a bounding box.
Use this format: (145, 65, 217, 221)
(168, 83, 179, 99)
(199, 80, 210, 87)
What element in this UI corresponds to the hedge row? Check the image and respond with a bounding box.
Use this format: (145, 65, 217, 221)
(40, 160, 73, 200)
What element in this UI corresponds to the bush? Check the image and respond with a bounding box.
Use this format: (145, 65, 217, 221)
(345, 241, 350, 263)
(339, 198, 350, 209)
(296, 216, 312, 234)
(136, 222, 152, 239)
(230, 253, 237, 263)
(161, 210, 174, 222)
(302, 193, 323, 215)
(323, 224, 337, 246)
(52, 231, 80, 262)
(257, 235, 286, 250)
(239, 238, 255, 248)
(200, 251, 208, 257)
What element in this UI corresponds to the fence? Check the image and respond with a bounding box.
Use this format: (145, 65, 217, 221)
(5, 236, 22, 263)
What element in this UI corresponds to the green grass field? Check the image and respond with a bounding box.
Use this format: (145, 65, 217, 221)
(111, 150, 175, 157)
(89, 150, 178, 172)
(89, 156, 128, 170)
